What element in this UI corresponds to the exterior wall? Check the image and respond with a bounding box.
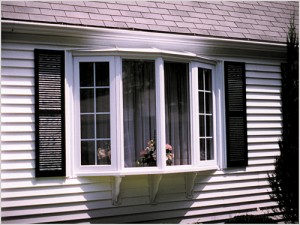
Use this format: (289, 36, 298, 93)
(1, 31, 282, 223)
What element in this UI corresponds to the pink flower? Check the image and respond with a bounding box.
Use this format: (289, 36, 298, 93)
(97, 148, 107, 159)
(148, 140, 155, 147)
(166, 144, 172, 151)
(140, 149, 148, 156)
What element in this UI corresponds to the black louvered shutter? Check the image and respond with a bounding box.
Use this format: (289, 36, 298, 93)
(224, 61, 248, 167)
(35, 49, 66, 177)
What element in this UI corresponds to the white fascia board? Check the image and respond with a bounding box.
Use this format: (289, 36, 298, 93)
(72, 47, 219, 64)
(2, 20, 286, 56)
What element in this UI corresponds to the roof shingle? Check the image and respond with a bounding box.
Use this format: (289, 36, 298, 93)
(1, 0, 299, 43)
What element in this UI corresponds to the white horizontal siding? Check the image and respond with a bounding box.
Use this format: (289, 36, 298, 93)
(245, 62, 281, 218)
(246, 78, 281, 86)
(1, 141, 35, 151)
(1, 42, 282, 224)
(1, 123, 35, 132)
(246, 85, 280, 94)
(1, 114, 35, 123)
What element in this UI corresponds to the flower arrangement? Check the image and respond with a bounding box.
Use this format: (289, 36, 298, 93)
(166, 144, 174, 165)
(136, 139, 174, 166)
(137, 140, 157, 166)
(97, 147, 111, 165)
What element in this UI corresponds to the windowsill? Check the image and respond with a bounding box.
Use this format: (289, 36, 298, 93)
(74, 165, 219, 177)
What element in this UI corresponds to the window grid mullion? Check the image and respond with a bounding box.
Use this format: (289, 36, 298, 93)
(202, 70, 206, 160)
(82, 138, 111, 141)
(93, 63, 97, 165)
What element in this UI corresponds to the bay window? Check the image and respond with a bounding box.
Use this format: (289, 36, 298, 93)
(73, 51, 221, 175)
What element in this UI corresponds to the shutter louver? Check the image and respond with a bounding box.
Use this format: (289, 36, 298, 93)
(224, 61, 248, 167)
(35, 49, 66, 177)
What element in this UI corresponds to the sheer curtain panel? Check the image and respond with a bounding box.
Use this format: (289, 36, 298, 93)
(123, 60, 156, 167)
(164, 62, 191, 166)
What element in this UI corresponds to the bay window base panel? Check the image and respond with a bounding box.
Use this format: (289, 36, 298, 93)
(74, 165, 218, 177)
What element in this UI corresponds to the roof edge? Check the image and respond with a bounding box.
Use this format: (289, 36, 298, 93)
(2, 19, 287, 48)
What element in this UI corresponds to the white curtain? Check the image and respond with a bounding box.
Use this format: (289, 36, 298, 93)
(123, 60, 156, 167)
(165, 62, 191, 165)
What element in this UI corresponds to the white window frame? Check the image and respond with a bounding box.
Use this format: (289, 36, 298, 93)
(73, 56, 118, 174)
(68, 49, 225, 176)
(191, 62, 217, 167)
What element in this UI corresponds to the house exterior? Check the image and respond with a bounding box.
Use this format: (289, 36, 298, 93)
(1, 1, 299, 223)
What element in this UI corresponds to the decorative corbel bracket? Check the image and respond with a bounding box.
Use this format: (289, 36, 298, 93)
(149, 174, 163, 204)
(185, 172, 198, 199)
(112, 176, 124, 206)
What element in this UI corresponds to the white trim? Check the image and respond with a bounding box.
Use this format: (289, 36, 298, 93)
(193, 63, 218, 167)
(73, 56, 116, 174)
(216, 61, 227, 169)
(75, 165, 219, 176)
(110, 57, 117, 170)
(65, 50, 75, 178)
(190, 62, 198, 166)
(2, 21, 286, 64)
(115, 56, 123, 171)
(2, 20, 286, 48)
(72, 47, 218, 63)
(155, 57, 166, 170)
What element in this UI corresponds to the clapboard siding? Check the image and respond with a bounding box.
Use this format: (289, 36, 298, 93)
(1, 195, 275, 224)
(1, 114, 35, 123)
(1, 41, 282, 224)
(1, 123, 35, 132)
(246, 85, 281, 93)
(244, 62, 281, 216)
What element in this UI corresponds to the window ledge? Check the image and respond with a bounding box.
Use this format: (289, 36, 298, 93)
(74, 165, 219, 177)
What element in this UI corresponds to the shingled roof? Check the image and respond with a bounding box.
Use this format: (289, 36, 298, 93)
(1, 1, 299, 43)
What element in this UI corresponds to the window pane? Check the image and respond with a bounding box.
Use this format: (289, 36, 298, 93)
(206, 92, 212, 113)
(198, 68, 204, 90)
(199, 115, 205, 137)
(97, 140, 111, 165)
(200, 138, 205, 160)
(80, 62, 94, 87)
(95, 62, 109, 86)
(123, 60, 156, 167)
(96, 89, 110, 112)
(96, 114, 110, 138)
(204, 69, 212, 91)
(207, 138, 214, 160)
(80, 89, 94, 113)
(81, 141, 95, 165)
(165, 62, 190, 166)
(199, 92, 204, 114)
(81, 115, 94, 139)
(206, 115, 213, 136)
(79, 61, 111, 166)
